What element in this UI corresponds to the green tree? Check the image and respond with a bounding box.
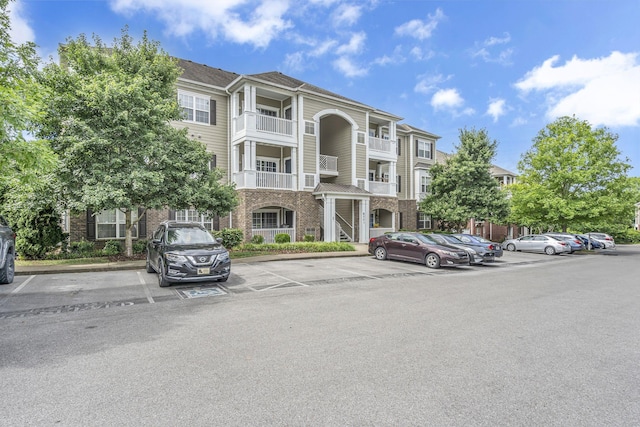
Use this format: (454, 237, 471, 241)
(0, 0, 55, 187)
(37, 28, 237, 256)
(509, 116, 631, 232)
(419, 128, 509, 231)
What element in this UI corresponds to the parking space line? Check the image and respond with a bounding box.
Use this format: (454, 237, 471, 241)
(0, 275, 36, 307)
(334, 268, 381, 280)
(137, 271, 155, 304)
(248, 270, 309, 292)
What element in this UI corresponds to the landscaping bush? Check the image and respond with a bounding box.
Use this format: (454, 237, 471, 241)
(102, 240, 122, 256)
(274, 233, 291, 244)
(69, 240, 97, 257)
(251, 234, 265, 244)
(133, 240, 147, 254)
(213, 228, 244, 249)
(303, 234, 315, 242)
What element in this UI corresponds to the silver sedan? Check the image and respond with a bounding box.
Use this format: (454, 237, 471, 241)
(502, 234, 571, 255)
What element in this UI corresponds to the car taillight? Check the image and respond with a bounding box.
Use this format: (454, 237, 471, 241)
(488, 244, 494, 250)
(574, 239, 581, 244)
(369, 238, 376, 243)
(606, 237, 613, 240)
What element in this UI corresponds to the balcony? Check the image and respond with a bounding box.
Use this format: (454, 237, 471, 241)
(251, 227, 295, 243)
(319, 154, 338, 176)
(234, 171, 297, 190)
(368, 180, 396, 196)
(233, 112, 295, 145)
(368, 136, 397, 160)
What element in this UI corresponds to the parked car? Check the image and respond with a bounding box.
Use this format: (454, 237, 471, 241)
(502, 234, 571, 255)
(452, 233, 503, 257)
(544, 233, 585, 253)
(0, 215, 16, 284)
(577, 234, 603, 249)
(428, 233, 496, 265)
(587, 232, 616, 249)
(368, 232, 469, 269)
(147, 221, 231, 287)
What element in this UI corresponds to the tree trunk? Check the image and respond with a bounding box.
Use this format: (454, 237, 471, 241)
(124, 209, 133, 257)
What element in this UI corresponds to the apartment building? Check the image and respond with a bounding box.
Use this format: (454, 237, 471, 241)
(69, 58, 512, 245)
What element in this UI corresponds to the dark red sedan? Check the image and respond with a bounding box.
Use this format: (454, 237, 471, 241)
(368, 232, 470, 269)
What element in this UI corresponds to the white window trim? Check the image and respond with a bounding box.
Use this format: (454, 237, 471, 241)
(174, 208, 215, 230)
(417, 139, 432, 160)
(304, 120, 316, 135)
(256, 156, 280, 173)
(252, 209, 280, 229)
(96, 209, 138, 240)
(257, 104, 279, 117)
(178, 90, 210, 125)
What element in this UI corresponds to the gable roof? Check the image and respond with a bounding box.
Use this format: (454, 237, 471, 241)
(176, 58, 239, 88)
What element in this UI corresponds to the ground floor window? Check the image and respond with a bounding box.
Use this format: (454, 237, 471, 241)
(252, 211, 279, 229)
(417, 212, 431, 230)
(96, 209, 138, 239)
(175, 209, 216, 231)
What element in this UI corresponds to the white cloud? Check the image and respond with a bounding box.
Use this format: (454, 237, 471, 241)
(110, 0, 293, 49)
(487, 98, 507, 122)
(336, 31, 366, 55)
(430, 88, 475, 116)
(284, 51, 305, 72)
(333, 56, 368, 77)
(332, 3, 362, 27)
(373, 45, 405, 66)
(471, 32, 513, 65)
(515, 51, 640, 126)
(410, 46, 435, 61)
(395, 8, 444, 41)
(414, 73, 451, 95)
(7, 0, 35, 44)
(309, 39, 338, 57)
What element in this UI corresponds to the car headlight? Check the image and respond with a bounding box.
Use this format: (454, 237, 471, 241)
(465, 248, 477, 255)
(218, 251, 230, 262)
(441, 250, 459, 258)
(165, 253, 188, 263)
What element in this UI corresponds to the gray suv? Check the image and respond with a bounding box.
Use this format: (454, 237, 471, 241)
(0, 215, 16, 284)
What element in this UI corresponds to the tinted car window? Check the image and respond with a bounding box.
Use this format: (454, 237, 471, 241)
(416, 234, 437, 244)
(167, 227, 216, 245)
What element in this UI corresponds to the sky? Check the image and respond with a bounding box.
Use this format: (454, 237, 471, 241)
(7, 0, 640, 175)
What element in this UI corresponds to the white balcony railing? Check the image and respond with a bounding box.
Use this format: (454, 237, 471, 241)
(252, 227, 295, 244)
(319, 154, 338, 174)
(233, 171, 296, 190)
(369, 136, 396, 155)
(368, 180, 396, 196)
(235, 112, 293, 137)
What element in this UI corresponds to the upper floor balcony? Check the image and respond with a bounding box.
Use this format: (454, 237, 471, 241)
(233, 112, 295, 146)
(234, 170, 297, 191)
(368, 136, 397, 161)
(319, 154, 338, 176)
(368, 180, 396, 196)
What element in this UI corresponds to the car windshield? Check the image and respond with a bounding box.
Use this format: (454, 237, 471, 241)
(416, 234, 437, 244)
(166, 227, 216, 245)
(442, 235, 463, 244)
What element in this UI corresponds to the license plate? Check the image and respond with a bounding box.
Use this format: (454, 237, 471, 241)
(197, 267, 210, 275)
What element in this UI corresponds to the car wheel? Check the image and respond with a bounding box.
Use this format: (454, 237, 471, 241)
(425, 253, 441, 269)
(374, 247, 387, 260)
(145, 254, 155, 273)
(158, 259, 170, 287)
(544, 246, 556, 255)
(506, 243, 516, 252)
(0, 252, 14, 285)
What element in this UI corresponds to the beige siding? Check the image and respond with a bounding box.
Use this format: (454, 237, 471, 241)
(396, 135, 408, 199)
(355, 144, 367, 181)
(302, 97, 367, 131)
(303, 134, 317, 174)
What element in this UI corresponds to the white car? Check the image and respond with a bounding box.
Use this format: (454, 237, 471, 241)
(502, 234, 572, 255)
(587, 232, 616, 248)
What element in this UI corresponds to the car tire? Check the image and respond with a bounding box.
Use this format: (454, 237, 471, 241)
(506, 243, 516, 252)
(544, 246, 556, 255)
(425, 253, 441, 269)
(0, 252, 14, 285)
(145, 255, 155, 273)
(374, 247, 387, 260)
(158, 259, 171, 287)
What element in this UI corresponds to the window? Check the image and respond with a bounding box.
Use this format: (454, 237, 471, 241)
(257, 106, 278, 117)
(304, 120, 316, 135)
(252, 211, 278, 229)
(397, 138, 401, 155)
(357, 132, 365, 144)
(175, 209, 216, 231)
(96, 209, 138, 239)
(178, 91, 210, 124)
(256, 158, 278, 172)
(417, 213, 431, 230)
(416, 139, 432, 159)
(396, 175, 402, 193)
(420, 176, 429, 193)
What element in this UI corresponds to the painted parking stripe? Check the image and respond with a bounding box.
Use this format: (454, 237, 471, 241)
(0, 275, 36, 307)
(249, 270, 308, 292)
(334, 268, 381, 280)
(137, 271, 155, 304)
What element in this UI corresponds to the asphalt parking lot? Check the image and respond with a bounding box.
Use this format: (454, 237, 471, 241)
(0, 248, 617, 319)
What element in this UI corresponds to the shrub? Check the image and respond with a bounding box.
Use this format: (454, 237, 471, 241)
(133, 240, 147, 254)
(69, 240, 96, 257)
(251, 234, 264, 244)
(102, 240, 122, 256)
(213, 228, 244, 249)
(303, 234, 315, 242)
(274, 233, 291, 244)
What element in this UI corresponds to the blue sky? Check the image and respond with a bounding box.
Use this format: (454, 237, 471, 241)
(8, 0, 640, 175)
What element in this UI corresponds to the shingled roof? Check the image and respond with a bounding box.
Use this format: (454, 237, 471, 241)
(176, 58, 239, 88)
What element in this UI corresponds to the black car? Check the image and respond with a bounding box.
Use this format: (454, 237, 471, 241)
(147, 221, 231, 287)
(368, 232, 469, 269)
(428, 233, 496, 265)
(0, 215, 16, 284)
(451, 233, 504, 257)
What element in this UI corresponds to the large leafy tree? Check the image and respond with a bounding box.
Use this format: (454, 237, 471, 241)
(419, 128, 509, 231)
(37, 28, 237, 256)
(0, 0, 55, 187)
(509, 116, 631, 232)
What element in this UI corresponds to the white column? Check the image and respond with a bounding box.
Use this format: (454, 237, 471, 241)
(359, 198, 370, 243)
(389, 162, 397, 195)
(291, 147, 297, 190)
(323, 197, 336, 242)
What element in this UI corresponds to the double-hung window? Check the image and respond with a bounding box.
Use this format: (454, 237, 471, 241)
(256, 158, 278, 172)
(175, 209, 215, 231)
(417, 213, 432, 230)
(96, 209, 138, 239)
(416, 139, 432, 159)
(252, 211, 278, 229)
(178, 91, 210, 124)
(420, 176, 430, 194)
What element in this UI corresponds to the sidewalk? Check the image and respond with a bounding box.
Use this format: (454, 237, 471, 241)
(15, 244, 372, 275)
